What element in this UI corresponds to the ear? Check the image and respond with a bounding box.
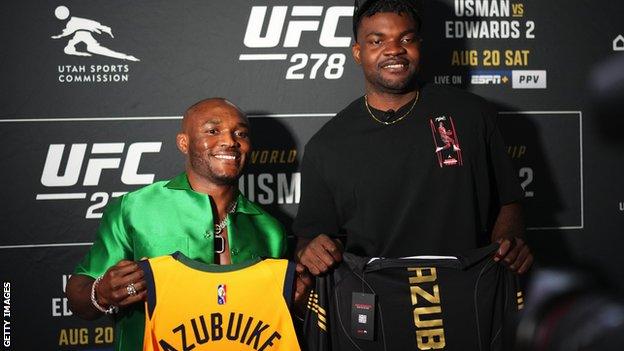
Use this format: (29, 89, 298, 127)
(352, 42, 362, 65)
(176, 133, 188, 154)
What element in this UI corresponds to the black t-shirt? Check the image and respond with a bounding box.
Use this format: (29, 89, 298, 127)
(293, 83, 522, 256)
(303, 244, 521, 351)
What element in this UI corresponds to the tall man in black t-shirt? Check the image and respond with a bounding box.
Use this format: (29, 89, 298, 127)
(293, 0, 532, 293)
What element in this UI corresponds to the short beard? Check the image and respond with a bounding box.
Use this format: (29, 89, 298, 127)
(189, 153, 240, 186)
(365, 65, 419, 94)
(374, 72, 418, 94)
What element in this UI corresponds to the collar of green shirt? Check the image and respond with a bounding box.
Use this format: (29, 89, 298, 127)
(164, 172, 261, 215)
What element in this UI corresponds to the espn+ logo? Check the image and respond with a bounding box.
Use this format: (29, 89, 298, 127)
(240, 5, 354, 80)
(39, 142, 161, 219)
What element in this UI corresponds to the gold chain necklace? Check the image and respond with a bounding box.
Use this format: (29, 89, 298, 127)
(364, 90, 420, 125)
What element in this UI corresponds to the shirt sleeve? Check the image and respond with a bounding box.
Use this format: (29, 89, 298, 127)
(484, 105, 524, 205)
(293, 140, 341, 239)
(73, 196, 133, 278)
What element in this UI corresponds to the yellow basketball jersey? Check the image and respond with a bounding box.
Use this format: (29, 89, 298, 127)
(139, 253, 301, 351)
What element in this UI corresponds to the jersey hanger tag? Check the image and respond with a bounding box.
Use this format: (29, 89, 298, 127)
(351, 292, 376, 340)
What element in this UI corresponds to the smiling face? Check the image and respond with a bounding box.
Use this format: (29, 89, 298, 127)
(177, 99, 250, 186)
(352, 11, 421, 95)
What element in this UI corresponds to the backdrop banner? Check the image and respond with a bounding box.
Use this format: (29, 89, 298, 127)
(1, 0, 623, 349)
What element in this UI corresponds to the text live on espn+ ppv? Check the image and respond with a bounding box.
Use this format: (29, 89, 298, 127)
(1, 0, 623, 349)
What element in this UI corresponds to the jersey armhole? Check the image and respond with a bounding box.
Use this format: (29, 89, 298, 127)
(138, 259, 156, 318)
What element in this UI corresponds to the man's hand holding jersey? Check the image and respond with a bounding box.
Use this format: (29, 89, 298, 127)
(95, 260, 147, 308)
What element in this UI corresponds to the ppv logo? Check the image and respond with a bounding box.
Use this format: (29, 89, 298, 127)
(512, 70, 547, 89)
(38, 142, 161, 218)
(240, 6, 354, 80)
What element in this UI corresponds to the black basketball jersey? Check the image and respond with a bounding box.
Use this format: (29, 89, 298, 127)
(303, 244, 522, 351)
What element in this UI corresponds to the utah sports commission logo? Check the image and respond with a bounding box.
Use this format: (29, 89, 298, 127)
(239, 5, 354, 80)
(51, 5, 140, 83)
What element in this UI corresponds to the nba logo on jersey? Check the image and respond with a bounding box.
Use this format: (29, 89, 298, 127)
(217, 284, 227, 305)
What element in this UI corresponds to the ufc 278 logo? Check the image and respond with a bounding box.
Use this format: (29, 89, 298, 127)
(38, 142, 161, 219)
(240, 6, 354, 80)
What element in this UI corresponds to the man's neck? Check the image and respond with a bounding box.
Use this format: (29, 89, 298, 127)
(365, 89, 419, 112)
(186, 171, 237, 217)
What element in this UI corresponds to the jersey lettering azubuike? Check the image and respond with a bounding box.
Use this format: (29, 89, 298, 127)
(304, 244, 522, 351)
(139, 253, 300, 351)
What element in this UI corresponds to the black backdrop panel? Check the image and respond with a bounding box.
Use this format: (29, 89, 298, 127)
(499, 112, 583, 230)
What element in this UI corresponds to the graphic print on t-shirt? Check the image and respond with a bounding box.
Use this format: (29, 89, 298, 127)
(429, 116, 463, 167)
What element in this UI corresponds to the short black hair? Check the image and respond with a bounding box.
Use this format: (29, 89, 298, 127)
(352, 0, 422, 40)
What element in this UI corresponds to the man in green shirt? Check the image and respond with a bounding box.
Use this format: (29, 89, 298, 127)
(66, 98, 288, 350)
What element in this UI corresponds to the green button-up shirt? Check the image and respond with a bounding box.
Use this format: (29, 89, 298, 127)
(74, 172, 286, 350)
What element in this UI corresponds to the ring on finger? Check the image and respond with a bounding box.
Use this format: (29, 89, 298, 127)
(126, 283, 138, 296)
